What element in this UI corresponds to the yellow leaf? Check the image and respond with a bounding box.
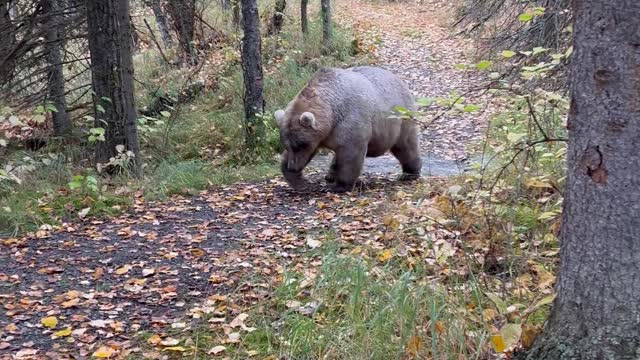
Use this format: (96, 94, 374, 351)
(491, 335, 506, 352)
(525, 178, 553, 189)
(54, 328, 72, 337)
(41, 316, 58, 329)
(406, 335, 423, 356)
(147, 334, 162, 345)
(163, 346, 187, 352)
(377, 249, 393, 262)
(434, 321, 446, 334)
(93, 346, 115, 358)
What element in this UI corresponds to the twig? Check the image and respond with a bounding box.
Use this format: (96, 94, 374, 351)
(143, 18, 172, 65)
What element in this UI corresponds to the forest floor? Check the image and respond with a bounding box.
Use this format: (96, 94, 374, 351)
(0, 1, 497, 359)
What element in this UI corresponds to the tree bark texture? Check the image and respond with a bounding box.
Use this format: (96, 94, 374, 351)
(232, 0, 240, 29)
(240, 0, 264, 149)
(300, 0, 308, 34)
(146, 0, 172, 48)
(86, 0, 142, 176)
(321, 0, 331, 50)
(42, 0, 71, 136)
(166, 0, 196, 65)
(0, 1, 17, 88)
(267, 0, 286, 35)
(518, 1, 640, 359)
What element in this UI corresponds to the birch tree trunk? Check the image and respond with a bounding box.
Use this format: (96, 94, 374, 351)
(517, 0, 640, 358)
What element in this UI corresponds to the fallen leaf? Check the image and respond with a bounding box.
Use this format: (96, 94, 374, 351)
(521, 324, 542, 349)
(54, 328, 72, 337)
(378, 249, 393, 262)
(62, 298, 80, 308)
(115, 265, 131, 275)
(491, 335, 506, 353)
(41, 316, 58, 329)
(306, 237, 322, 248)
(406, 335, 423, 356)
(93, 346, 116, 358)
(163, 346, 187, 352)
(160, 338, 180, 346)
(147, 334, 162, 345)
(229, 313, 249, 328)
(227, 332, 241, 343)
(142, 268, 156, 277)
(208, 345, 226, 355)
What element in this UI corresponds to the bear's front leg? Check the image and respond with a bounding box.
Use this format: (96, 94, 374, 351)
(331, 146, 366, 193)
(324, 155, 338, 183)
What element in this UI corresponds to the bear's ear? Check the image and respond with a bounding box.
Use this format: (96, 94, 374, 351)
(274, 110, 286, 127)
(300, 112, 317, 129)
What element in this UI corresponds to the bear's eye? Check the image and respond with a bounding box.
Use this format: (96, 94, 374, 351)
(291, 139, 309, 152)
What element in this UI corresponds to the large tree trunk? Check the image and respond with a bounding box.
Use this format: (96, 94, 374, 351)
(42, 0, 71, 136)
(517, 1, 640, 359)
(300, 0, 308, 34)
(146, 0, 172, 48)
(267, 0, 286, 35)
(240, 0, 264, 150)
(86, 0, 142, 177)
(166, 0, 196, 65)
(0, 1, 17, 89)
(321, 0, 331, 50)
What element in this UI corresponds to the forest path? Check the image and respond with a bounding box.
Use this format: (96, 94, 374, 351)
(309, 0, 491, 176)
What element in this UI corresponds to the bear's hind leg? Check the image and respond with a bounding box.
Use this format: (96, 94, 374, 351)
(331, 146, 366, 193)
(391, 140, 422, 182)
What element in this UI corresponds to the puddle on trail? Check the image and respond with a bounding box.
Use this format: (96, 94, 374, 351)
(308, 152, 475, 178)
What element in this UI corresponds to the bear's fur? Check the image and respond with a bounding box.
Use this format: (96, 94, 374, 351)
(275, 66, 422, 192)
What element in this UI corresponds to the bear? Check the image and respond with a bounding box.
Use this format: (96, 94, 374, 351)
(274, 65, 422, 193)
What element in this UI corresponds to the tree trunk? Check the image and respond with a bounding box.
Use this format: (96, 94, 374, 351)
(516, 1, 640, 359)
(166, 0, 196, 65)
(300, 0, 308, 34)
(0, 1, 17, 89)
(232, 0, 240, 29)
(42, 0, 71, 136)
(267, 0, 286, 35)
(321, 0, 331, 51)
(86, 0, 142, 177)
(146, 0, 172, 48)
(240, 0, 264, 150)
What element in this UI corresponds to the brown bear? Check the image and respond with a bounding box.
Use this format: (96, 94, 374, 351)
(275, 66, 422, 192)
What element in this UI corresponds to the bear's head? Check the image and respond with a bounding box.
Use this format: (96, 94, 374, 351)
(274, 109, 321, 175)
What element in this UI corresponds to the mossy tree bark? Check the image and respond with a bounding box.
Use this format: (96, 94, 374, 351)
(516, 1, 640, 359)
